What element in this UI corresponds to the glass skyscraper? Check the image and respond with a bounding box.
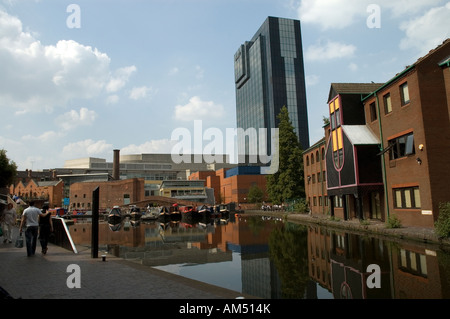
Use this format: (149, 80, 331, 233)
(234, 16, 309, 164)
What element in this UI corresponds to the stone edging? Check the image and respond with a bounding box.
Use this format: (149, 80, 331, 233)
(242, 210, 450, 248)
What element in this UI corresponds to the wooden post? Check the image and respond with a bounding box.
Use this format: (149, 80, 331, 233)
(91, 187, 99, 258)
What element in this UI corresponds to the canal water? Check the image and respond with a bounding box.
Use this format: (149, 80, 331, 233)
(68, 214, 450, 299)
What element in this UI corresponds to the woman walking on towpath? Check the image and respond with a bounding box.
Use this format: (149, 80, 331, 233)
(38, 204, 53, 254)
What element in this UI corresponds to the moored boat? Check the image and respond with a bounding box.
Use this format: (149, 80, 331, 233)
(107, 206, 122, 223)
(158, 206, 171, 220)
(179, 205, 200, 221)
(129, 206, 142, 219)
(169, 203, 181, 220)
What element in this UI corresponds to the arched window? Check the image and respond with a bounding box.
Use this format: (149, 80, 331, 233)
(306, 155, 309, 166)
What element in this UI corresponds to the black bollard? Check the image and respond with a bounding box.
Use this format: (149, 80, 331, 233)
(91, 186, 99, 258)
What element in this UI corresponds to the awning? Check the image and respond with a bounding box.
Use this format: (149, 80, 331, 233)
(341, 125, 380, 145)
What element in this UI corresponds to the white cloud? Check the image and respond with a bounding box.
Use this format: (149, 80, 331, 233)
(399, 3, 450, 55)
(106, 65, 136, 93)
(129, 86, 155, 100)
(174, 96, 224, 122)
(297, 0, 366, 30)
(62, 139, 113, 158)
(56, 107, 97, 131)
(0, 10, 134, 113)
(106, 95, 119, 104)
(121, 139, 177, 155)
(22, 131, 59, 142)
(297, 0, 446, 29)
(305, 40, 356, 61)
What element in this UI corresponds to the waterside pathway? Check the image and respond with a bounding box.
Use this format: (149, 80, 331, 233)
(248, 210, 450, 248)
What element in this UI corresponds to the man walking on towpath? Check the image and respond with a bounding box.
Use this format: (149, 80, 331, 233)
(19, 202, 51, 257)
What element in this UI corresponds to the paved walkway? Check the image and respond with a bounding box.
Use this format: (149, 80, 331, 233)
(0, 227, 249, 300)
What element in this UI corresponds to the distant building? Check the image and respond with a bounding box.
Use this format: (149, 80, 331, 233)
(189, 167, 268, 206)
(69, 178, 145, 212)
(9, 178, 64, 208)
(159, 180, 213, 204)
(60, 151, 235, 210)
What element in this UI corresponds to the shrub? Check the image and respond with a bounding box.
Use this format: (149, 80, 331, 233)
(386, 214, 401, 229)
(435, 202, 450, 238)
(293, 198, 309, 214)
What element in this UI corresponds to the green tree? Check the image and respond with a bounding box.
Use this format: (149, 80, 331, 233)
(266, 106, 305, 204)
(247, 184, 264, 204)
(0, 149, 17, 188)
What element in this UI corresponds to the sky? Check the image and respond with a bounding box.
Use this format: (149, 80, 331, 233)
(0, 0, 449, 171)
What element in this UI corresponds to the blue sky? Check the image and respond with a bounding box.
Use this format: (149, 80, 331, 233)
(0, 0, 449, 170)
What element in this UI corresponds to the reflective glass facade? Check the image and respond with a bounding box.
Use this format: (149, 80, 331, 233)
(235, 17, 309, 163)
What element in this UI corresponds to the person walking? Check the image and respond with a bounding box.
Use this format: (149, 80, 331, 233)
(2, 203, 16, 243)
(38, 204, 53, 254)
(19, 201, 50, 257)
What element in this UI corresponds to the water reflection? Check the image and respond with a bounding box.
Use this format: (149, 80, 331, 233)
(68, 214, 450, 299)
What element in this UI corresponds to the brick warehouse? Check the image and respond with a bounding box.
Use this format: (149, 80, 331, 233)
(70, 178, 145, 212)
(307, 39, 450, 228)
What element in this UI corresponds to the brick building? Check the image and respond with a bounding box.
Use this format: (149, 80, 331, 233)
(314, 39, 450, 228)
(189, 167, 268, 206)
(325, 82, 384, 221)
(303, 134, 328, 215)
(10, 179, 64, 208)
(69, 178, 145, 212)
(362, 39, 450, 227)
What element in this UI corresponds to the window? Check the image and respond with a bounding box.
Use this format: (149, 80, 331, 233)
(383, 93, 392, 114)
(335, 109, 341, 127)
(399, 249, 427, 277)
(389, 133, 415, 160)
(370, 102, 377, 121)
(334, 196, 343, 208)
(393, 186, 421, 209)
(400, 82, 410, 105)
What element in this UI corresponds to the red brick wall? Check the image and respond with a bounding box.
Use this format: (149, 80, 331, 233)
(70, 178, 145, 211)
(363, 40, 450, 227)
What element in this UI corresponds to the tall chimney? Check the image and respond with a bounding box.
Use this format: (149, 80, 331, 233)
(113, 149, 120, 180)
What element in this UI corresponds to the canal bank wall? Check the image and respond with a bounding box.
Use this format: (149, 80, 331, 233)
(243, 210, 450, 249)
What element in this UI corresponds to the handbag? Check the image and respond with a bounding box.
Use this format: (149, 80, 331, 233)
(15, 233, 23, 248)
